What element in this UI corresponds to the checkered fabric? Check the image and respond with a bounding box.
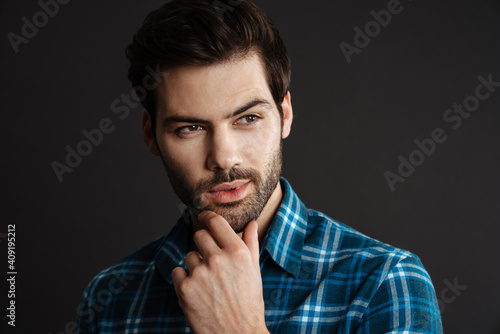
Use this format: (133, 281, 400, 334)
(76, 178, 443, 333)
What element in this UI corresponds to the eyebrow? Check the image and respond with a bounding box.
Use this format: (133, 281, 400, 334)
(162, 98, 273, 127)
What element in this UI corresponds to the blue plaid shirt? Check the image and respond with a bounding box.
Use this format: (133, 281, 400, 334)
(76, 178, 443, 333)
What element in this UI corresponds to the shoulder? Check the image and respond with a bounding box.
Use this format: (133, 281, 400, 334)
(76, 235, 176, 331)
(305, 208, 413, 261)
(302, 208, 427, 285)
(302, 209, 442, 332)
(82, 236, 165, 299)
(276, 177, 442, 331)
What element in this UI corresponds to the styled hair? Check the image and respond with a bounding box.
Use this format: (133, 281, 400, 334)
(125, 0, 290, 128)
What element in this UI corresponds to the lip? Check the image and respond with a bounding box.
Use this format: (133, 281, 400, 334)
(205, 180, 251, 203)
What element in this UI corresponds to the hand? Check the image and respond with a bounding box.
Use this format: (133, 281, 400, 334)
(172, 211, 269, 334)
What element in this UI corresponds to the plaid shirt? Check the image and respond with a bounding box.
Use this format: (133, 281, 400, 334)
(76, 178, 443, 333)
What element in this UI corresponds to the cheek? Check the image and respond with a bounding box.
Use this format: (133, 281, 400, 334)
(159, 139, 206, 182)
(240, 123, 281, 166)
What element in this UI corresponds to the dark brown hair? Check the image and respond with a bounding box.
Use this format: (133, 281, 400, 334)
(125, 0, 290, 128)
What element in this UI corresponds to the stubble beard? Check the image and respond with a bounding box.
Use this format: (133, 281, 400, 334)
(160, 140, 283, 233)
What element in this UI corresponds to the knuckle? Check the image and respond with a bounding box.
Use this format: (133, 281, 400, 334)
(185, 250, 200, 262)
(178, 279, 192, 298)
(207, 253, 224, 268)
(233, 248, 251, 262)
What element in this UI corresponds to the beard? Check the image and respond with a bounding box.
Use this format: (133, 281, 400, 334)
(160, 140, 283, 233)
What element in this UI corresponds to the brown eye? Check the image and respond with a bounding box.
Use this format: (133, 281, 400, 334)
(175, 125, 205, 137)
(179, 125, 202, 132)
(239, 115, 259, 125)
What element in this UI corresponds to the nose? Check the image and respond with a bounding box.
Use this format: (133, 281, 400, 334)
(205, 127, 242, 172)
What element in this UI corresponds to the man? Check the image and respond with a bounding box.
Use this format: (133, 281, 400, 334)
(77, 0, 443, 333)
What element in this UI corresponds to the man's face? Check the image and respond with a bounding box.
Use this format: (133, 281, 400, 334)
(143, 53, 292, 233)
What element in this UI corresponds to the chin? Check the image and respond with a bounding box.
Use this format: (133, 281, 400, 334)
(209, 205, 260, 234)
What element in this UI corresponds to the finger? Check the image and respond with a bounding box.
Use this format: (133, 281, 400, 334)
(197, 210, 243, 249)
(193, 228, 221, 258)
(171, 266, 188, 295)
(184, 251, 203, 273)
(242, 220, 260, 267)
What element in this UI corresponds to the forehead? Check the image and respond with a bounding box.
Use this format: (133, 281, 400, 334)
(156, 53, 275, 118)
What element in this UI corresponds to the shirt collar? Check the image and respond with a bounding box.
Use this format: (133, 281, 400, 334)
(155, 177, 308, 283)
(260, 177, 307, 278)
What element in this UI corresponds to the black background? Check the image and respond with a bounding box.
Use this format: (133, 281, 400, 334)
(1, 0, 499, 333)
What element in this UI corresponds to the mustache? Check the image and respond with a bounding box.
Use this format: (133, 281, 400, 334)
(194, 168, 261, 194)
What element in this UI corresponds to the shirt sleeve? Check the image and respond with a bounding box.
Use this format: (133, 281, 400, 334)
(357, 255, 443, 334)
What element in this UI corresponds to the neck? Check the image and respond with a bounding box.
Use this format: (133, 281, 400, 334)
(254, 180, 283, 244)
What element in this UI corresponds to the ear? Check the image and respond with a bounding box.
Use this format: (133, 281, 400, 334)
(281, 91, 293, 139)
(141, 109, 161, 156)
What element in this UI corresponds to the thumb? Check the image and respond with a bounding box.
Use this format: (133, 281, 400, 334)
(243, 220, 260, 267)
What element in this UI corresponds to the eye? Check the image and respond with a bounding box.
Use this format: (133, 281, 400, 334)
(237, 114, 260, 125)
(176, 125, 204, 135)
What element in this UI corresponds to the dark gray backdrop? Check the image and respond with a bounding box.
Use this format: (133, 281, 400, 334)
(1, 0, 499, 333)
